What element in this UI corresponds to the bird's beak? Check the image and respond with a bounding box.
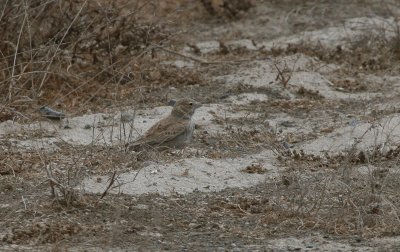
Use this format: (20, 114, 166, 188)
(195, 101, 202, 109)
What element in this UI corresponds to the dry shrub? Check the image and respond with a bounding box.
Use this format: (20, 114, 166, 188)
(263, 169, 400, 237)
(261, 143, 400, 237)
(0, 0, 168, 116)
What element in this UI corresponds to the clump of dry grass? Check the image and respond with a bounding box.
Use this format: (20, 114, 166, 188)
(0, 0, 171, 118)
(261, 136, 400, 237)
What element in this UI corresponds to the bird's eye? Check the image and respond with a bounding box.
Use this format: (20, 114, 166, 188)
(189, 102, 193, 105)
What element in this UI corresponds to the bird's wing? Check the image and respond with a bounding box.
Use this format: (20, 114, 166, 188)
(132, 117, 188, 146)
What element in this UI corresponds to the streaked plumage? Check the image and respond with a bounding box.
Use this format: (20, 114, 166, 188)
(128, 98, 201, 150)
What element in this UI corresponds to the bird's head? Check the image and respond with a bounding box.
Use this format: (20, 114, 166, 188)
(170, 98, 201, 119)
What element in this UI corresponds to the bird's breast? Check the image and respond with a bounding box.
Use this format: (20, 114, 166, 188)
(184, 120, 195, 141)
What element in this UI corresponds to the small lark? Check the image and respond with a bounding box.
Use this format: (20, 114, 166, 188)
(128, 98, 201, 150)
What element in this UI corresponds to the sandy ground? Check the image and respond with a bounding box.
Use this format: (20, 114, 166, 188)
(2, 0, 400, 251)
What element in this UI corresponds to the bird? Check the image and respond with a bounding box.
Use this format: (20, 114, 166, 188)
(128, 98, 201, 151)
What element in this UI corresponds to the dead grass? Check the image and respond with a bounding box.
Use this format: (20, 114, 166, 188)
(269, 22, 400, 77)
(266, 129, 400, 237)
(0, 0, 208, 119)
